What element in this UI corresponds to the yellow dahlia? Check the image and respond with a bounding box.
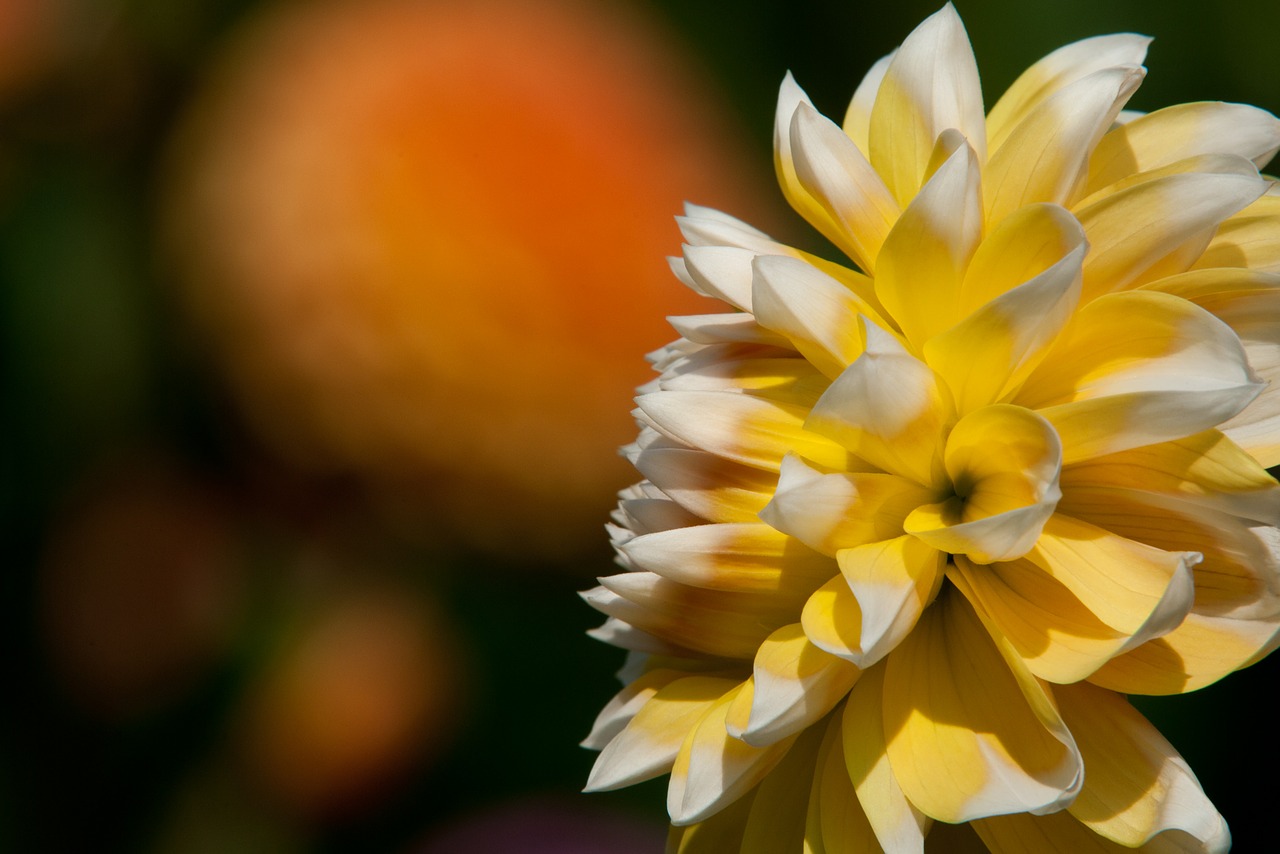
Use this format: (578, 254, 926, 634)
(583, 5, 1280, 851)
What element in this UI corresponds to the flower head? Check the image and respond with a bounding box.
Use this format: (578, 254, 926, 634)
(584, 5, 1280, 850)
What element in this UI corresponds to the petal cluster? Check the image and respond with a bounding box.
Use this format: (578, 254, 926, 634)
(585, 5, 1280, 851)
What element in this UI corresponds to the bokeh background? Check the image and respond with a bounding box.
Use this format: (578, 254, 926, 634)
(2, 0, 1279, 851)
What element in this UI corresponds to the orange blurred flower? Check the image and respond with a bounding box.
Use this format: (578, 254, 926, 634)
(163, 0, 780, 559)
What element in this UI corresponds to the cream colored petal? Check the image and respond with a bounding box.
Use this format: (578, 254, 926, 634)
(905, 405, 1062, 564)
(633, 447, 776, 524)
(974, 809, 1201, 853)
(667, 684, 799, 825)
(1056, 681, 1230, 852)
(925, 220, 1085, 415)
(738, 623, 860, 747)
(951, 557, 1138, 683)
(681, 245, 761, 312)
(681, 202, 773, 240)
(760, 453, 933, 555)
(1059, 430, 1280, 526)
(985, 66, 1144, 226)
(843, 51, 895, 154)
(882, 592, 1082, 822)
(585, 673, 739, 791)
(657, 354, 827, 409)
(1087, 101, 1280, 194)
(668, 313, 790, 347)
(1192, 190, 1280, 273)
(615, 496, 702, 536)
(842, 665, 929, 853)
(739, 723, 825, 854)
(752, 254, 871, 378)
(806, 319, 951, 486)
(837, 536, 946, 667)
(869, 3, 985, 207)
(1027, 514, 1196, 642)
(874, 136, 984, 350)
(1075, 168, 1268, 299)
(804, 710, 881, 853)
(986, 33, 1151, 155)
(775, 73, 848, 252)
(585, 617, 700, 657)
(1017, 291, 1264, 463)
(619, 522, 834, 597)
(581, 667, 685, 750)
(637, 389, 850, 472)
(790, 101, 900, 273)
(588, 573, 795, 660)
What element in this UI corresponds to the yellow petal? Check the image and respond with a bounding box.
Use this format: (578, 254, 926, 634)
(667, 684, 799, 825)
(882, 592, 1082, 822)
(657, 353, 828, 409)
(874, 136, 984, 350)
(842, 51, 894, 154)
(986, 33, 1151, 155)
(637, 389, 850, 472)
(585, 673, 739, 791)
(1087, 101, 1280, 194)
(925, 213, 1085, 415)
(806, 319, 951, 486)
(752, 254, 871, 378)
(974, 809, 1170, 853)
(667, 787, 756, 854)
(804, 709, 881, 854)
(1018, 291, 1264, 463)
(581, 667, 685, 750)
(740, 723, 826, 854)
(760, 453, 933, 555)
(633, 447, 776, 524)
(957, 201, 1087, 316)
(905, 405, 1062, 564)
(984, 66, 1143, 226)
(837, 536, 946, 667)
(1191, 189, 1280, 273)
(801, 574, 864, 664)
(1058, 681, 1230, 852)
(842, 664, 930, 852)
(869, 3, 985, 207)
(789, 101, 900, 274)
(740, 623, 860, 747)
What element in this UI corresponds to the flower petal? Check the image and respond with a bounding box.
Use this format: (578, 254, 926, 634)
(1017, 291, 1264, 463)
(1087, 101, 1280, 194)
(882, 592, 1082, 822)
(986, 33, 1151, 155)
(925, 211, 1086, 415)
(1058, 681, 1230, 852)
(667, 684, 798, 825)
(806, 319, 951, 485)
(585, 673, 739, 791)
(738, 623, 860, 747)
(905, 405, 1062, 564)
(581, 667, 684, 750)
(869, 3, 985, 207)
(985, 66, 1144, 226)
(836, 536, 946, 667)
(974, 808, 1201, 853)
(1192, 189, 1280, 274)
(633, 446, 776, 524)
(775, 73, 848, 253)
(843, 664, 931, 853)
(842, 51, 895, 154)
(874, 134, 984, 350)
(790, 100, 900, 273)
(804, 710, 881, 853)
(760, 453, 933, 555)
(751, 254, 872, 378)
(739, 724, 825, 853)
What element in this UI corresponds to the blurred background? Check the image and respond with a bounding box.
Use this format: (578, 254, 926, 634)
(2, 0, 1278, 851)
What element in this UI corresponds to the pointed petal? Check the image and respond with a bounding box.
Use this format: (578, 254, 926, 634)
(790, 101, 900, 273)
(869, 4, 986, 207)
(805, 710, 881, 853)
(637, 389, 850, 472)
(619, 523, 833, 595)
(807, 319, 951, 486)
(739, 623, 860, 747)
(667, 785, 756, 853)
(974, 809, 1196, 853)
(1055, 682, 1231, 851)
(882, 592, 1082, 822)
(775, 73, 848, 252)
(585, 674, 738, 791)
(667, 684, 798, 825)
(633, 447, 776, 524)
(668, 313, 789, 347)
(985, 66, 1144, 226)
(843, 51, 895, 154)
(760, 453, 933, 555)
(905, 405, 1062, 564)
(739, 723, 825, 853)
(842, 665, 930, 853)
(801, 573, 864, 664)
(837, 536, 945, 667)
(752, 254, 871, 378)
(1017, 291, 1264, 463)
(581, 667, 684, 750)
(1088, 101, 1280, 194)
(874, 136, 984, 350)
(1075, 168, 1268, 299)
(1192, 187, 1280, 273)
(986, 33, 1151, 154)
(926, 213, 1086, 415)
(681, 245, 761, 312)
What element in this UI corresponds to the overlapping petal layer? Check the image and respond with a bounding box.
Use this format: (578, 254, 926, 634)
(585, 4, 1280, 851)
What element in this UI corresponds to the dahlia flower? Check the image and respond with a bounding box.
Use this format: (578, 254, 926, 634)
(583, 5, 1280, 851)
